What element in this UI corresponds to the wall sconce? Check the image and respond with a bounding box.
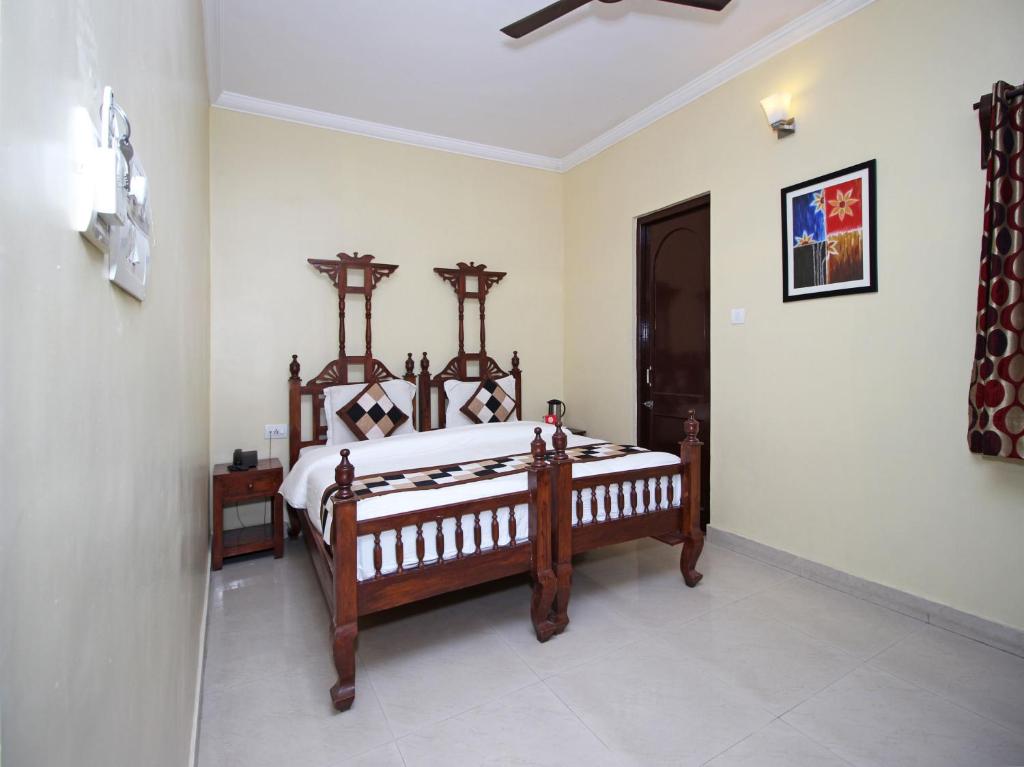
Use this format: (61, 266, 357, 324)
(761, 93, 795, 138)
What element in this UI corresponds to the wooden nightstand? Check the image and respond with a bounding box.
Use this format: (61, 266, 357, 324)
(212, 458, 284, 570)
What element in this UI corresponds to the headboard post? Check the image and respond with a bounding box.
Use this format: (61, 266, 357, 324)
(511, 350, 522, 419)
(433, 262, 506, 360)
(308, 252, 398, 358)
(289, 250, 407, 464)
(288, 355, 302, 468)
(417, 353, 432, 431)
(428, 262, 521, 430)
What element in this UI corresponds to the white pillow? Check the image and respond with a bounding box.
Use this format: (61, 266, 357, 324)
(443, 376, 518, 428)
(323, 379, 416, 444)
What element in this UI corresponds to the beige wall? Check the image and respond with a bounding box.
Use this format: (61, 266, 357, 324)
(563, 0, 1024, 630)
(0, 1, 210, 765)
(210, 109, 564, 525)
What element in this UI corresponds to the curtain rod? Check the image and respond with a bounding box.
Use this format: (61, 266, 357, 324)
(973, 84, 1023, 111)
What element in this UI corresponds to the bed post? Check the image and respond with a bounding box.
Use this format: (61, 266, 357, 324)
(511, 351, 522, 420)
(680, 410, 704, 587)
(527, 428, 558, 642)
(286, 355, 303, 538)
(330, 449, 359, 711)
(548, 422, 573, 634)
(417, 352, 431, 431)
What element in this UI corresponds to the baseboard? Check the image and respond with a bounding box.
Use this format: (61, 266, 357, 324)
(707, 526, 1024, 658)
(188, 547, 212, 767)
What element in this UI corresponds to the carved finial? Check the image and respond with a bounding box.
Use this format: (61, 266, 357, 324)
(405, 353, 414, 376)
(420, 351, 430, 372)
(335, 449, 354, 499)
(531, 427, 547, 468)
(289, 354, 301, 381)
(684, 410, 701, 443)
(552, 421, 568, 460)
(511, 351, 520, 371)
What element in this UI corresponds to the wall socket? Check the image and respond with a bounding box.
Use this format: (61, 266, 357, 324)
(264, 424, 288, 440)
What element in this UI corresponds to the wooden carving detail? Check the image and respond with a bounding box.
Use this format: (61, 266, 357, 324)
(308, 252, 399, 358)
(483, 356, 509, 381)
(433, 261, 506, 356)
(426, 262, 520, 430)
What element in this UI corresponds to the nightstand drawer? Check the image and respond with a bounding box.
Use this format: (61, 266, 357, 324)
(219, 470, 281, 502)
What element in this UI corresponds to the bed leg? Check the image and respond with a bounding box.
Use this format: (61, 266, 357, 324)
(681, 535, 704, 587)
(528, 428, 558, 642)
(286, 503, 302, 539)
(531, 572, 558, 642)
(330, 622, 357, 711)
(680, 411, 704, 588)
(331, 449, 360, 711)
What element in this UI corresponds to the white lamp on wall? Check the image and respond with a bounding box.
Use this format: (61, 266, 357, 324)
(760, 93, 795, 138)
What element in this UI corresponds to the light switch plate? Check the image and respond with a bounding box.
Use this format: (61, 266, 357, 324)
(264, 424, 288, 440)
(730, 308, 746, 325)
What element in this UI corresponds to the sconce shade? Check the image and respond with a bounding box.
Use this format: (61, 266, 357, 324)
(760, 93, 792, 126)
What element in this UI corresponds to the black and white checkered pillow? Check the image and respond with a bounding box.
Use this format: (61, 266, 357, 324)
(337, 382, 409, 441)
(460, 378, 517, 424)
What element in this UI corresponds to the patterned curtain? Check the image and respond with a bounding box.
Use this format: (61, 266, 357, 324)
(969, 81, 1024, 458)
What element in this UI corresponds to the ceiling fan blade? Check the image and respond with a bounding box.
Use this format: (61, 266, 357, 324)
(501, 0, 593, 38)
(655, 0, 732, 10)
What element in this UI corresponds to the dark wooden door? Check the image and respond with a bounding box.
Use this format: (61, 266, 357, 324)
(637, 196, 710, 528)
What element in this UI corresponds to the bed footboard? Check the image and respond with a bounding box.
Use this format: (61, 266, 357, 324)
(550, 414, 705, 634)
(327, 428, 558, 711)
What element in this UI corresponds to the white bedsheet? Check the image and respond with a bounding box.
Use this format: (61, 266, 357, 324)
(280, 421, 681, 580)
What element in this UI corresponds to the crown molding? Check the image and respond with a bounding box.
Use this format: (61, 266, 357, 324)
(560, 0, 876, 170)
(213, 92, 564, 172)
(205, 0, 875, 173)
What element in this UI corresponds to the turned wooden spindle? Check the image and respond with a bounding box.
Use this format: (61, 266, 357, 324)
(511, 351, 520, 372)
(420, 351, 430, 373)
(684, 409, 701, 443)
(405, 353, 414, 377)
(552, 421, 568, 461)
(289, 354, 301, 381)
(531, 427, 547, 467)
(335, 449, 354, 500)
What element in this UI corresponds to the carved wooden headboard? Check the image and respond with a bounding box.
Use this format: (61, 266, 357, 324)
(421, 261, 522, 430)
(288, 252, 414, 466)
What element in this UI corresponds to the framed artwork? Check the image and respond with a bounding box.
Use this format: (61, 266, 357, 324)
(781, 159, 877, 302)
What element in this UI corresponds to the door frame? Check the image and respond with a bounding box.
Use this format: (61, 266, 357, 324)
(635, 192, 711, 523)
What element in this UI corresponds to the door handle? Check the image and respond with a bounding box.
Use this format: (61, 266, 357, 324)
(642, 400, 654, 409)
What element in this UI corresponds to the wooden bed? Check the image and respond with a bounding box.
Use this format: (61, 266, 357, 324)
(284, 253, 559, 711)
(283, 252, 703, 710)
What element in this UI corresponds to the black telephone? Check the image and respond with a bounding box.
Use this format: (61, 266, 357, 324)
(229, 449, 259, 472)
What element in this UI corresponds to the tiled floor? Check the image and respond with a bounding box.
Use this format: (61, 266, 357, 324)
(198, 537, 1024, 767)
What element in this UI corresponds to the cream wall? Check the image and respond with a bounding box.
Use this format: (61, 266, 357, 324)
(563, 0, 1024, 630)
(210, 109, 564, 524)
(0, 1, 210, 765)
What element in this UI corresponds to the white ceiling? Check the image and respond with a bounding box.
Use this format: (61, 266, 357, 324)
(205, 0, 871, 169)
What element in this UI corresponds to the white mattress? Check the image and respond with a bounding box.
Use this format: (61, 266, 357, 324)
(280, 421, 681, 580)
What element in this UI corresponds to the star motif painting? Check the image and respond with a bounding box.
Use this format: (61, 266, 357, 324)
(781, 160, 877, 301)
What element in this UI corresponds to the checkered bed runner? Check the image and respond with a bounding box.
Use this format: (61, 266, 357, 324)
(319, 442, 647, 530)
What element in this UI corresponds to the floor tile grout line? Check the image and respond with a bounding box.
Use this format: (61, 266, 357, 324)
(725, 586, 921, 663)
(778, 713, 858, 766)
(358, 655, 402, 745)
(393, 675, 544, 740)
(861, 659, 1024, 740)
(539, 676, 617, 755)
